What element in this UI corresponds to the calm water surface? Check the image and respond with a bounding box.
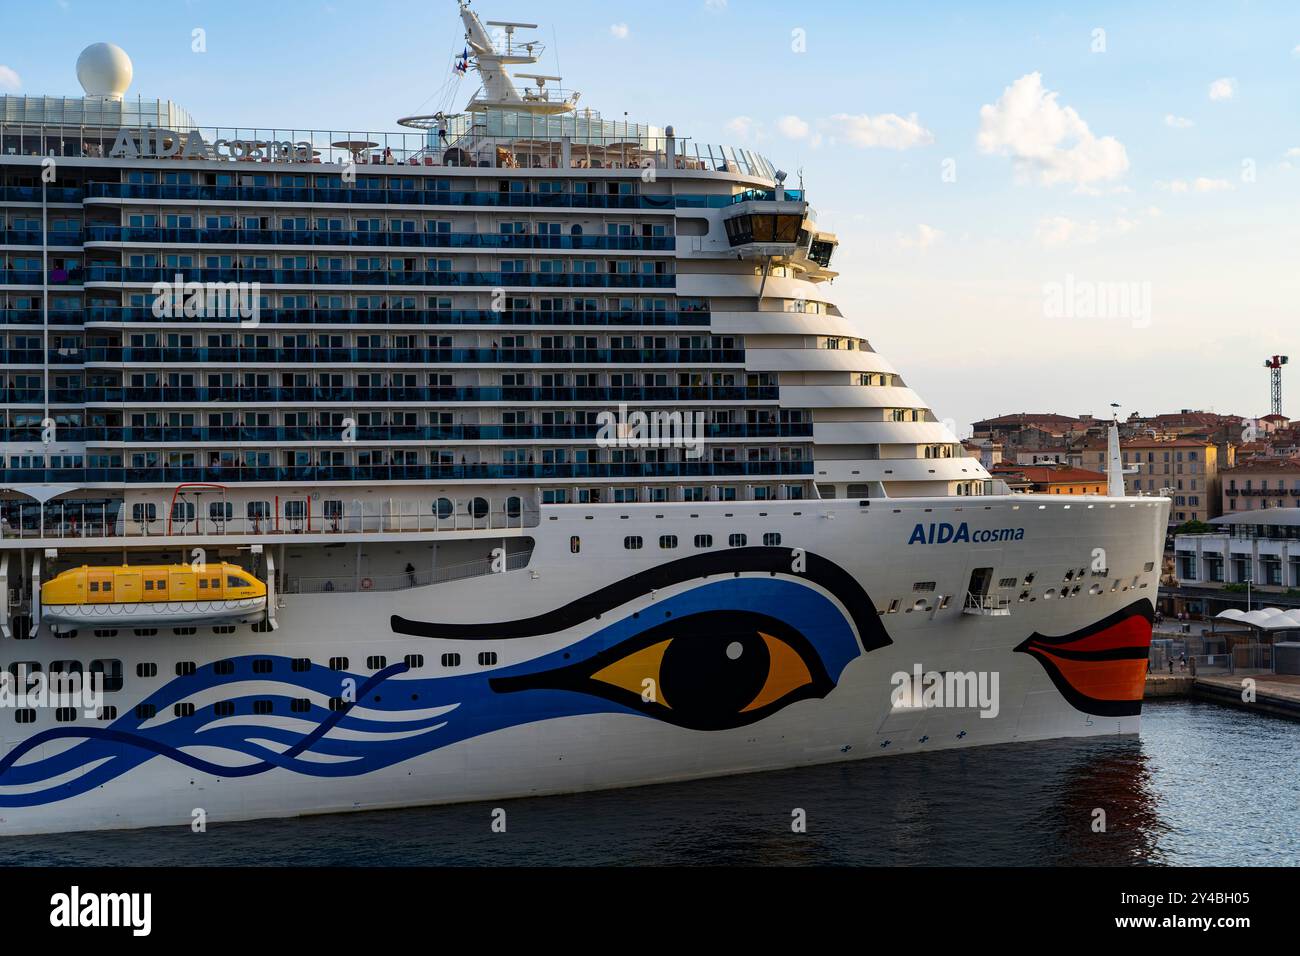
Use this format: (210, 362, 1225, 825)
(2, 700, 1296, 866)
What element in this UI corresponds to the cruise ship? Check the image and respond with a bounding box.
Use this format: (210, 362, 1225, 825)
(0, 3, 1167, 836)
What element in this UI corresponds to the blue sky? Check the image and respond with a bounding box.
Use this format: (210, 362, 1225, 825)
(4, 0, 1300, 433)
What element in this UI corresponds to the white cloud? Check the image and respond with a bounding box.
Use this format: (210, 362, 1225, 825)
(727, 112, 928, 150)
(827, 112, 933, 150)
(1156, 177, 1234, 193)
(1035, 216, 1100, 247)
(1208, 77, 1236, 101)
(776, 115, 810, 139)
(0, 65, 19, 91)
(609, 23, 630, 40)
(1164, 114, 1194, 128)
(898, 224, 944, 249)
(1034, 207, 1159, 247)
(704, 0, 728, 10)
(725, 116, 758, 139)
(977, 73, 1129, 187)
(1286, 147, 1300, 158)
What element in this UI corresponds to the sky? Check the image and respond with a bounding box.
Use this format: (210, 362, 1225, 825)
(3, 0, 1300, 436)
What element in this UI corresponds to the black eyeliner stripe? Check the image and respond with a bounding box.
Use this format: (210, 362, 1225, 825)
(390, 546, 890, 652)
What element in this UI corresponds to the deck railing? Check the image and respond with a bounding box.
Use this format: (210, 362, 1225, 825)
(283, 549, 534, 595)
(0, 120, 775, 177)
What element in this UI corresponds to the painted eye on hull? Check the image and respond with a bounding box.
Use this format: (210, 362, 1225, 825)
(490, 610, 834, 731)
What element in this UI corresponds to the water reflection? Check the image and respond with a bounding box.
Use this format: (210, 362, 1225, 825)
(1, 701, 1294, 866)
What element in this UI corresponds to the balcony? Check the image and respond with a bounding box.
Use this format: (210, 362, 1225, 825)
(962, 592, 1012, 616)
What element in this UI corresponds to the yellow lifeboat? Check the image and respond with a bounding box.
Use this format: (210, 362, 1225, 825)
(41, 563, 267, 628)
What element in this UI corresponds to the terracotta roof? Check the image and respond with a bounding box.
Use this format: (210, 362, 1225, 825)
(991, 464, 1108, 484)
(1221, 458, 1300, 474)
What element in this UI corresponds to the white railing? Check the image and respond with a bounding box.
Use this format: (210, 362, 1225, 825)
(962, 592, 1012, 616)
(283, 549, 533, 595)
(0, 499, 539, 541)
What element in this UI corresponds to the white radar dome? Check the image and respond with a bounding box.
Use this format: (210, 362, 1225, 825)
(76, 42, 133, 99)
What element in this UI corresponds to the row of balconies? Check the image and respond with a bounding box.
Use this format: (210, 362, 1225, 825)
(0, 460, 816, 484)
(0, 384, 781, 405)
(4, 267, 679, 288)
(0, 346, 747, 366)
(0, 422, 814, 442)
(0, 307, 714, 327)
(77, 182, 706, 210)
(73, 227, 678, 251)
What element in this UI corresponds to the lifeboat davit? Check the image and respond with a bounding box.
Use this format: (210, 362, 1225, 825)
(41, 563, 267, 627)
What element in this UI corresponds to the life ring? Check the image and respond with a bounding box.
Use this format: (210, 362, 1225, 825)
(360, 577, 374, 590)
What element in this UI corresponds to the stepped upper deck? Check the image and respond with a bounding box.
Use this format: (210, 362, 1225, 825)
(0, 113, 776, 180)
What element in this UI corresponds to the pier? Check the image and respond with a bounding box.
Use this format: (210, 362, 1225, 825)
(1144, 672, 1300, 719)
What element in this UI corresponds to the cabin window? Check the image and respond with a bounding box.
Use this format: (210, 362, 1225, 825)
(175, 661, 196, 676)
(659, 535, 678, 549)
(15, 709, 36, 724)
(253, 700, 273, 715)
(763, 532, 782, 547)
(213, 660, 235, 675)
(199, 579, 208, 590)
(174, 703, 195, 717)
(441, 653, 461, 667)
(367, 655, 387, 670)
(570, 536, 581, 553)
(403, 654, 424, 669)
(729, 533, 747, 547)
(89, 659, 124, 692)
(227, 575, 245, 589)
(135, 663, 157, 678)
(97, 706, 117, 721)
(214, 702, 235, 717)
(291, 658, 311, 672)
(694, 534, 713, 548)
(477, 651, 498, 666)
(133, 629, 157, 637)
(56, 708, 78, 723)
(623, 536, 643, 550)
(94, 629, 118, 638)
(252, 659, 273, 674)
(291, 699, 311, 713)
(329, 657, 349, 671)
(135, 704, 157, 719)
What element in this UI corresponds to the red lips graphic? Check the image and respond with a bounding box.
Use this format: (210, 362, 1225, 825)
(1014, 600, 1154, 717)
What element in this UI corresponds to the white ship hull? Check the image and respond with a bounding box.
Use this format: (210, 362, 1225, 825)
(0, 495, 1168, 836)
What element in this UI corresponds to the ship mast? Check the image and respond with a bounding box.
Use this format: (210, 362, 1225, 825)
(457, 1, 578, 114)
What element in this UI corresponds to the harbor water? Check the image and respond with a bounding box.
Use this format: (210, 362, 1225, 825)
(1, 699, 1295, 866)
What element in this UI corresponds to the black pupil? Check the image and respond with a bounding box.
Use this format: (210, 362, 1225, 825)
(659, 629, 770, 723)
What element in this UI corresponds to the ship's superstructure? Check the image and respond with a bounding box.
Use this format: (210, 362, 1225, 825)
(0, 4, 1167, 836)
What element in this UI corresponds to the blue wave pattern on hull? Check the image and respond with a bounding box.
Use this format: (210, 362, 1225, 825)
(0, 578, 862, 808)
